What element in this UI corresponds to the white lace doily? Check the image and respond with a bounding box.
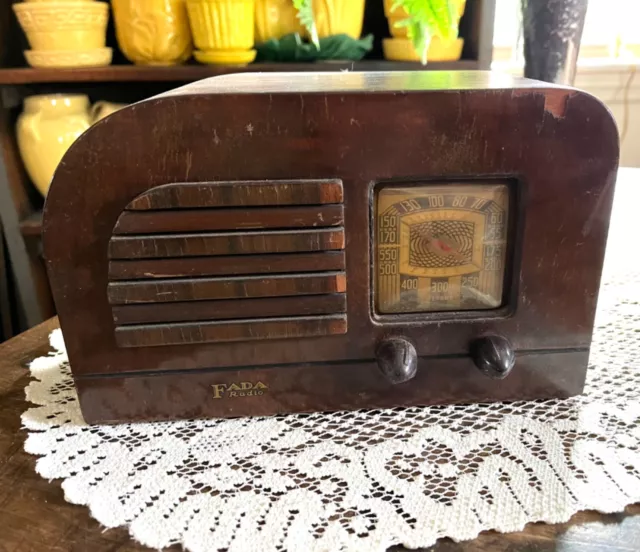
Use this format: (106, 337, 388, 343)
(22, 179, 640, 552)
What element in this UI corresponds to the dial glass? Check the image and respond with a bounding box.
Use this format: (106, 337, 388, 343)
(375, 183, 510, 314)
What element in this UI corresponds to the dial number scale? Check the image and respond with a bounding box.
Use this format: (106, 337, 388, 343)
(375, 183, 510, 313)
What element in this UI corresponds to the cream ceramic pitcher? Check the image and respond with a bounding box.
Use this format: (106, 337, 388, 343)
(17, 94, 92, 196)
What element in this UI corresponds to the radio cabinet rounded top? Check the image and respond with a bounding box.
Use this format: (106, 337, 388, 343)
(43, 71, 618, 390)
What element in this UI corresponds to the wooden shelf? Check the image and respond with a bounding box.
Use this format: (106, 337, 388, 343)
(0, 60, 480, 84)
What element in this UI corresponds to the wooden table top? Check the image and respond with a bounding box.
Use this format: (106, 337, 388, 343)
(1, 317, 639, 552)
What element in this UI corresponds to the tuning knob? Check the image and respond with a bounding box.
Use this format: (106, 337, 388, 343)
(376, 337, 417, 384)
(471, 335, 515, 379)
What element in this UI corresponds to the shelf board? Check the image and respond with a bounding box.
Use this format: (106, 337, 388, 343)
(0, 60, 480, 84)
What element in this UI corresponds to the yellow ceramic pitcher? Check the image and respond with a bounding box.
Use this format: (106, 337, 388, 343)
(90, 101, 128, 122)
(16, 95, 126, 196)
(17, 95, 92, 196)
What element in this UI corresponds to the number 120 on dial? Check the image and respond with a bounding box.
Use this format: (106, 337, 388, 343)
(375, 183, 510, 314)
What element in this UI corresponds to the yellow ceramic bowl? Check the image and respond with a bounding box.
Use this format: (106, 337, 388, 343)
(112, 0, 193, 65)
(187, 0, 255, 52)
(382, 37, 464, 62)
(24, 47, 112, 68)
(13, 2, 109, 51)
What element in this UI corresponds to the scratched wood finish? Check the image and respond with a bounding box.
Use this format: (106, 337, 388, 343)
(114, 314, 348, 347)
(5, 320, 640, 552)
(126, 179, 344, 209)
(42, 71, 619, 422)
(108, 272, 347, 304)
(108, 251, 346, 280)
(108, 228, 346, 259)
(113, 204, 345, 234)
(80, 349, 588, 418)
(112, 294, 348, 324)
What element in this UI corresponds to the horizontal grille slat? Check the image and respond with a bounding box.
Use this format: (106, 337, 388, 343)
(108, 228, 345, 259)
(113, 204, 344, 234)
(108, 251, 346, 280)
(112, 294, 347, 324)
(114, 315, 348, 347)
(126, 179, 343, 210)
(108, 272, 346, 304)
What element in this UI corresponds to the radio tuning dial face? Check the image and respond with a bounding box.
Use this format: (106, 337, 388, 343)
(375, 183, 511, 314)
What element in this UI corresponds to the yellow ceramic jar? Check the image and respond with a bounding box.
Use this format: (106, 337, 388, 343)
(17, 95, 92, 197)
(13, 2, 109, 51)
(187, 0, 256, 65)
(313, 0, 365, 39)
(254, 0, 302, 43)
(111, 0, 193, 65)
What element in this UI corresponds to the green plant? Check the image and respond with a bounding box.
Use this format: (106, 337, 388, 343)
(392, 0, 459, 63)
(292, 0, 320, 49)
(256, 33, 373, 62)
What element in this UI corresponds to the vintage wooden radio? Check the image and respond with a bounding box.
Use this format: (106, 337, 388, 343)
(43, 71, 619, 424)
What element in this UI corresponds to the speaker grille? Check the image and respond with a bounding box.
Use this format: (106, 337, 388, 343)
(108, 180, 347, 348)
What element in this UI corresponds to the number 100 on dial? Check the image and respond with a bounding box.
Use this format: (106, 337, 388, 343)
(375, 183, 510, 314)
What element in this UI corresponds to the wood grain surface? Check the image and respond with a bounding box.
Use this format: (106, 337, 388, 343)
(114, 314, 348, 347)
(126, 180, 344, 210)
(107, 272, 347, 304)
(43, 72, 619, 390)
(1, 319, 639, 552)
(113, 204, 344, 234)
(112, 294, 348, 324)
(108, 228, 346, 259)
(108, 251, 346, 280)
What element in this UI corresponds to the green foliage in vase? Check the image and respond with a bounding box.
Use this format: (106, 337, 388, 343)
(256, 33, 373, 62)
(292, 0, 320, 49)
(392, 0, 459, 64)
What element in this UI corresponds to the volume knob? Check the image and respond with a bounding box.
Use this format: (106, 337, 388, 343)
(376, 337, 417, 384)
(471, 335, 515, 379)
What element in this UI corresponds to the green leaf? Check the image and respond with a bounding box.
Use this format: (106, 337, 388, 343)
(255, 33, 373, 63)
(391, 0, 460, 64)
(292, 0, 319, 49)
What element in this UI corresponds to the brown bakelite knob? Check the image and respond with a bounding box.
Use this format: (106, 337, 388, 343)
(376, 337, 418, 384)
(471, 335, 515, 379)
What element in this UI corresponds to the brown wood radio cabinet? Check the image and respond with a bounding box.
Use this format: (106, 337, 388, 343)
(42, 71, 619, 424)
